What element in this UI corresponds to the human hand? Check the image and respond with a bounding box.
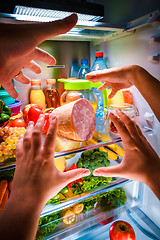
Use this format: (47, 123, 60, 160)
(93, 109, 160, 194)
(10, 113, 90, 207)
(0, 13, 78, 98)
(86, 65, 141, 98)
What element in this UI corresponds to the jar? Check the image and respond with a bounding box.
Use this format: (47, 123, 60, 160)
(58, 79, 97, 113)
(44, 79, 60, 108)
(105, 103, 138, 137)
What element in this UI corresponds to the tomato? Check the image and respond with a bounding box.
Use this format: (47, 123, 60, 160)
(23, 104, 36, 124)
(10, 119, 26, 128)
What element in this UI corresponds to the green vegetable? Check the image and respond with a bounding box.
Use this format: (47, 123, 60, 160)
(77, 148, 112, 191)
(46, 194, 60, 205)
(71, 182, 83, 195)
(3, 105, 11, 116)
(0, 168, 15, 182)
(60, 186, 69, 194)
(0, 100, 11, 123)
(37, 212, 61, 239)
(83, 188, 127, 213)
(77, 148, 110, 174)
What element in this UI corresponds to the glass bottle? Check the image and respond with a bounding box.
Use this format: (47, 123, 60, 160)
(30, 79, 46, 108)
(45, 79, 60, 108)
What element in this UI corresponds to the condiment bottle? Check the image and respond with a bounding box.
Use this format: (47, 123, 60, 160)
(30, 79, 46, 108)
(45, 79, 60, 108)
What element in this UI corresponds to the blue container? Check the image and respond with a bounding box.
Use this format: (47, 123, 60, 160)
(0, 90, 20, 105)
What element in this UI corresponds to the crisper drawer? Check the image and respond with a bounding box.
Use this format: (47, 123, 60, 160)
(36, 180, 143, 240)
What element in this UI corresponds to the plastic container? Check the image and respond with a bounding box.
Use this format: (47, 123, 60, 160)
(91, 52, 108, 133)
(105, 103, 138, 137)
(30, 79, 46, 108)
(77, 59, 91, 79)
(44, 79, 60, 108)
(8, 100, 22, 116)
(0, 90, 20, 105)
(58, 79, 97, 112)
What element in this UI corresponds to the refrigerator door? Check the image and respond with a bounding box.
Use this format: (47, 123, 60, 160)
(91, 20, 160, 228)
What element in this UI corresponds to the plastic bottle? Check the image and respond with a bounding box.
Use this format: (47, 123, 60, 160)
(77, 59, 91, 79)
(69, 58, 80, 78)
(30, 79, 46, 108)
(44, 79, 60, 108)
(91, 52, 108, 132)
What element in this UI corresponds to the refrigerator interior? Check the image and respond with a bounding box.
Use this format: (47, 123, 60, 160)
(0, 3, 160, 240)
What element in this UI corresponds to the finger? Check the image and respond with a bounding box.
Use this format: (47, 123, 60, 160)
(43, 115, 57, 158)
(98, 82, 110, 91)
(62, 168, 91, 185)
(2, 82, 18, 98)
(108, 89, 118, 99)
(108, 112, 132, 144)
(14, 71, 30, 84)
(23, 121, 34, 154)
(16, 134, 24, 161)
(93, 166, 124, 178)
(116, 109, 139, 139)
(32, 47, 56, 66)
(32, 13, 78, 45)
(24, 60, 42, 74)
(31, 114, 45, 157)
(86, 69, 109, 82)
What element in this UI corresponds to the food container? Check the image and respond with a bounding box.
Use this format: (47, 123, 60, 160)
(58, 79, 97, 113)
(105, 103, 138, 137)
(8, 100, 22, 116)
(0, 90, 20, 105)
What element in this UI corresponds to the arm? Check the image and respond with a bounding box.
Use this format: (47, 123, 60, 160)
(0, 114, 90, 240)
(86, 65, 160, 122)
(93, 109, 160, 200)
(0, 13, 78, 98)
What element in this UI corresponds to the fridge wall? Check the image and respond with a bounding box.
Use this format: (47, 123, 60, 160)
(90, 21, 160, 227)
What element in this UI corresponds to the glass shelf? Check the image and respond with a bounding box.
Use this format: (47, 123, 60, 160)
(0, 135, 122, 171)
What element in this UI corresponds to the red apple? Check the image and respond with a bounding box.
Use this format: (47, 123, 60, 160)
(109, 220, 136, 240)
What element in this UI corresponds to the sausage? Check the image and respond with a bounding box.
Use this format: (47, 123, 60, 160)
(52, 98, 96, 141)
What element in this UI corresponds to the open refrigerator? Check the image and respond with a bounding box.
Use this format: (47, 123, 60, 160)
(0, 2, 160, 240)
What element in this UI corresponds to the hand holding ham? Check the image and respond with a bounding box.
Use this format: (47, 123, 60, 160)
(0, 13, 78, 98)
(93, 109, 160, 200)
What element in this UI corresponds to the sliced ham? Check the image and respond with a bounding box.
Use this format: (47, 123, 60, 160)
(52, 98, 96, 141)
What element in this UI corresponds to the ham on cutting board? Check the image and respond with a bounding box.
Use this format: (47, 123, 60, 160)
(51, 98, 96, 141)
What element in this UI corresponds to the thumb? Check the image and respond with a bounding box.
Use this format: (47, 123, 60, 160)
(31, 13, 78, 45)
(93, 166, 124, 178)
(63, 168, 90, 185)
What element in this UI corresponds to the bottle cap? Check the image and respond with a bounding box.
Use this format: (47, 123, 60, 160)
(31, 79, 41, 85)
(46, 79, 56, 85)
(81, 59, 88, 65)
(95, 52, 103, 58)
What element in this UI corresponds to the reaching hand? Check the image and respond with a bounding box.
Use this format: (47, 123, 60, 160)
(11, 113, 90, 206)
(93, 109, 160, 199)
(86, 65, 137, 98)
(0, 13, 78, 98)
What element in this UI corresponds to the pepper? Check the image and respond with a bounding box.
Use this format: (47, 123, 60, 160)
(0, 100, 11, 123)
